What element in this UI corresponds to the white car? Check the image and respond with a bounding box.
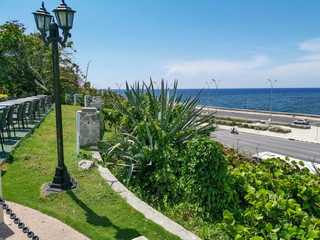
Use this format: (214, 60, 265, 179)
(293, 119, 310, 125)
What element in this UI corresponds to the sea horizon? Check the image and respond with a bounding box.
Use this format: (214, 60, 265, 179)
(112, 87, 320, 116)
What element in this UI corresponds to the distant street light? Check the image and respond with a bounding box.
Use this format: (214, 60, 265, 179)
(33, 0, 77, 194)
(246, 99, 249, 123)
(205, 81, 212, 114)
(115, 83, 122, 91)
(268, 79, 277, 121)
(212, 78, 222, 127)
(84, 60, 92, 89)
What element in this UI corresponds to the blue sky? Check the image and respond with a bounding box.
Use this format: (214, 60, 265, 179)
(1, 0, 320, 89)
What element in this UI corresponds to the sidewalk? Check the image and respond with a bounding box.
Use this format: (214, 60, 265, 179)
(0, 201, 90, 240)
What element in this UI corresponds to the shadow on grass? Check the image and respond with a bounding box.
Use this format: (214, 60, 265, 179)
(67, 191, 142, 240)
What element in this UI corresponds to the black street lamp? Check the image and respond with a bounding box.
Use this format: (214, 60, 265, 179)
(33, 1, 77, 194)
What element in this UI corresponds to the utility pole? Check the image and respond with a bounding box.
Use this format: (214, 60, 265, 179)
(212, 78, 222, 127)
(268, 79, 277, 122)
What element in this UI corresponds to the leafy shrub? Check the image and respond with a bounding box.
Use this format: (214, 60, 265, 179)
(240, 123, 255, 129)
(291, 124, 311, 129)
(182, 137, 240, 217)
(97, 79, 215, 179)
(218, 157, 320, 239)
(130, 144, 184, 205)
(254, 125, 268, 131)
(100, 108, 122, 128)
(217, 120, 237, 126)
(269, 126, 291, 133)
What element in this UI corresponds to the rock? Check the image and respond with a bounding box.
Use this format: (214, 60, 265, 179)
(132, 237, 148, 240)
(78, 160, 94, 170)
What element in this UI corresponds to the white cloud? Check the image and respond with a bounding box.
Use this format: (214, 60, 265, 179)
(165, 56, 270, 77)
(299, 38, 320, 52)
(163, 53, 320, 88)
(299, 38, 320, 61)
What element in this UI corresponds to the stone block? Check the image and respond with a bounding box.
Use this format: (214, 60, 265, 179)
(74, 94, 82, 106)
(90, 96, 104, 110)
(82, 107, 97, 113)
(79, 108, 104, 147)
(132, 237, 149, 240)
(84, 95, 92, 107)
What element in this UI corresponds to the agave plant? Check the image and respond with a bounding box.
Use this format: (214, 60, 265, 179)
(96, 79, 216, 179)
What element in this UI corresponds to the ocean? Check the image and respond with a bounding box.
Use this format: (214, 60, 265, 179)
(177, 88, 320, 116)
(115, 88, 320, 116)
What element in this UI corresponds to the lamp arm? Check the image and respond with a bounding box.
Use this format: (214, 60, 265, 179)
(39, 30, 50, 46)
(59, 29, 71, 47)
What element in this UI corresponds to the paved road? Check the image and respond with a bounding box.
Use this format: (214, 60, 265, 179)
(205, 108, 320, 126)
(212, 129, 320, 163)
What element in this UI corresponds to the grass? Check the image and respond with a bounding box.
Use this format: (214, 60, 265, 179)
(1, 105, 180, 240)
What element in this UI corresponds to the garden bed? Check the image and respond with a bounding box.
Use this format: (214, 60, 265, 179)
(96, 80, 320, 239)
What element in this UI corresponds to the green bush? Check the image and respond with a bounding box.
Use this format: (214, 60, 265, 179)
(269, 126, 291, 133)
(254, 125, 268, 131)
(218, 157, 320, 239)
(130, 145, 184, 205)
(182, 137, 240, 217)
(100, 108, 122, 127)
(97, 80, 215, 180)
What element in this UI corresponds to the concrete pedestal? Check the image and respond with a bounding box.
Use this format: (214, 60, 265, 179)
(90, 96, 104, 111)
(84, 95, 92, 107)
(74, 94, 81, 106)
(76, 107, 104, 156)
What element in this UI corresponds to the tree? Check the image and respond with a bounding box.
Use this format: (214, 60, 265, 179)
(0, 20, 84, 96)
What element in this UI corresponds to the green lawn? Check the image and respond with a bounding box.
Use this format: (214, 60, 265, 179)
(1, 105, 180, 240)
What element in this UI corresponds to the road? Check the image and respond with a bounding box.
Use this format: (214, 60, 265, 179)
(205, 108, 320, 126)
(212, 129, 320, 163)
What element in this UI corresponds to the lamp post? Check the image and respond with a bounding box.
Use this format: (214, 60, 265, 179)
(268, 79, 277, 122)
(33, 1, 77, 194)
(246, 99, 249, 123)
(205, 81, 212, 114)
(212, 78, 222, 127)
(84, 60, 92, 89)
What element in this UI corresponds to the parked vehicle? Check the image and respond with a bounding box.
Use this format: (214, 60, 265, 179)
(293, 119, 310, 125)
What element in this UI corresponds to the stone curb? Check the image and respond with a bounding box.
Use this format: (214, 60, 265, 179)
(92, 152, 201, 240)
